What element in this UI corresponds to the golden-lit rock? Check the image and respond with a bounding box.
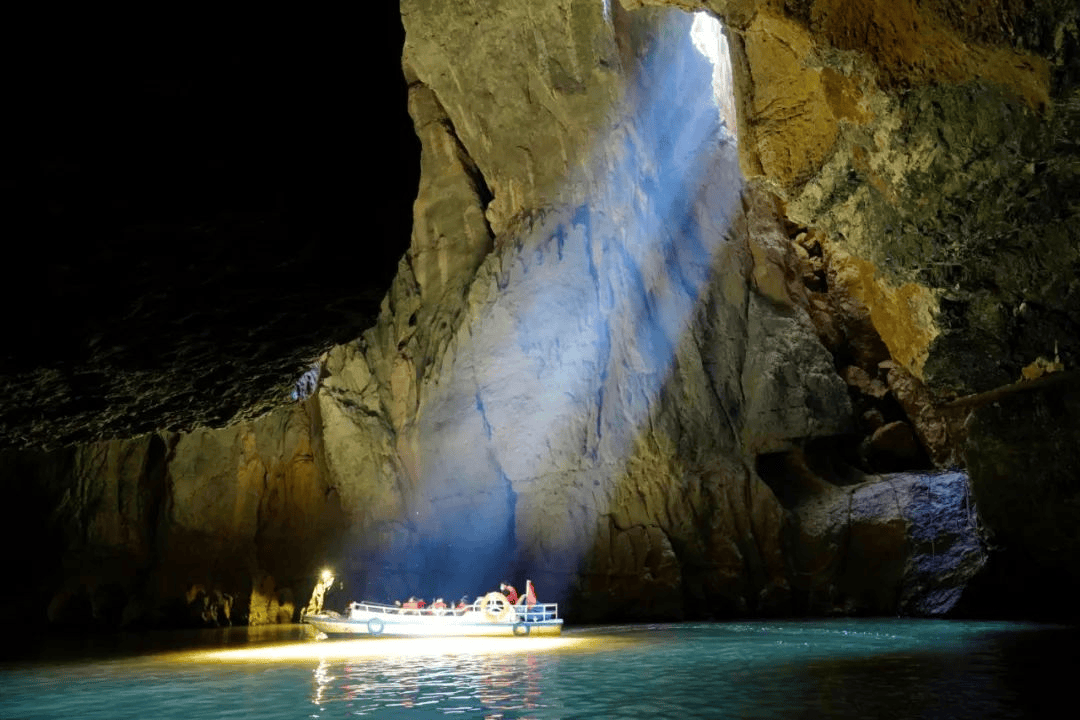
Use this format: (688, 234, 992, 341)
(886, 364, 965, 468)
(740, 14, 843, 186)
(807, 0, 1049, 109)
(1020, 353, 1066, 381)
(822, 237, 940, 380)
(248, 573, 295, 626)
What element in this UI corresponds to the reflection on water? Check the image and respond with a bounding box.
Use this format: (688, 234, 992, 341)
(312, 651, 548, 717)
(2, 620, 1078, 719)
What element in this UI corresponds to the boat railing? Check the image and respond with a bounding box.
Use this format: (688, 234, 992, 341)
(349, 600, 560, 621)
(348, 601, 397, 617)
(513, 603, 559, 622)
(461, 601, 560, 622)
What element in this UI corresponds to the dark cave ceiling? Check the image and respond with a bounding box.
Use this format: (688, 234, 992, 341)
(2, 8, 421, 449)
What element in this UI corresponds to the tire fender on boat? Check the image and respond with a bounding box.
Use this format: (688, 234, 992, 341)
(367, 617, 385, 635)
(479, 592, 513, 623)
(513, 622, 530, 636)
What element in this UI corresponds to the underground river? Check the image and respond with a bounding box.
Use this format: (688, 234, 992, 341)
(2, 619, 1076, 718)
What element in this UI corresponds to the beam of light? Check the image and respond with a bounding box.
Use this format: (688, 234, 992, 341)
(356, 7, 742, 610)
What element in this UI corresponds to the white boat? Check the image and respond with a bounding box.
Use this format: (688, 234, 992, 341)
(304, 591, 563, 638)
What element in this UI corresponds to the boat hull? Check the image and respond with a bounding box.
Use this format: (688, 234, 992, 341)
(305, 604, 563, 638)
(302, 613, 561, 634)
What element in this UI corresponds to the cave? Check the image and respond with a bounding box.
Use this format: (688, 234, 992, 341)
(2, 0, 1079, 651)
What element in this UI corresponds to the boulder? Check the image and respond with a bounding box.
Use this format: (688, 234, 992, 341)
(791, 471, 986, 616)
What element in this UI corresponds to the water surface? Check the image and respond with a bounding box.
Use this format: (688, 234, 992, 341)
(1, 620, 1075, 718)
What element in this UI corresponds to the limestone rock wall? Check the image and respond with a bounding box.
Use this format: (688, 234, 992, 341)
(304, 0, 974, 619)
(348, 0, 1075, 617)
(0, 405, 346, 630)
(312, 3, 843, 617)
(618, 1, 1077, 383)
(622, 0, 1079, 617)
(7, 0, 1077, 627)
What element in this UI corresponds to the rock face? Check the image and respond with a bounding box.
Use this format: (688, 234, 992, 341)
(708, 0, 1079, 618)
(963, 377, 1080, 619)
(334, 2, 854, 616)
(4, 0, 1078, 628)
(779, 470, 985, 616)
(0, 405, 346, 630)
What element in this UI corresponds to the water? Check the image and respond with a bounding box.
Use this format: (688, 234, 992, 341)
(1, 620, 1075, 719)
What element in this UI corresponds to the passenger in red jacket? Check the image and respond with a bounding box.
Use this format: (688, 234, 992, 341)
(401, 596, 426, 613)
(499, 582, 518, 604)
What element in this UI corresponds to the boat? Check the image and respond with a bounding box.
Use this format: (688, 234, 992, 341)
(304, 591, 563, 638)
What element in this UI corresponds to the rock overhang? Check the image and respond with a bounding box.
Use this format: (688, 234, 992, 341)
(2, 8, 422, 450)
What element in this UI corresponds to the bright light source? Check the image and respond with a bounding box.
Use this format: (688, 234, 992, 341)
(689, 11, 723, 67)
(320, 568, 334, 583)
(690, 11, 737, 137)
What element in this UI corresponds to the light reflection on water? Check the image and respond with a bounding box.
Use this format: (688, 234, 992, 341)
(2, 620, 1078, 719)
(312, 651, 548, 717)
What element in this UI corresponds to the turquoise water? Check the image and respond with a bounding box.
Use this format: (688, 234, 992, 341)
(1, 620, 1075, 718)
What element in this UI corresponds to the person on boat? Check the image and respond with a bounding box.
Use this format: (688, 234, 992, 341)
(402, 596, 426, 614)
(454, 596, 470, 615)
(430, 597, 448, 615)
(499, 582, 519, 604)
(523, 579, 537, 607)
(521, 579, 538, 621)
(301, 569, 335, 619)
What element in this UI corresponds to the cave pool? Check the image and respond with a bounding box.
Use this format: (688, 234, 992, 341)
(2, 619, 1076, 718)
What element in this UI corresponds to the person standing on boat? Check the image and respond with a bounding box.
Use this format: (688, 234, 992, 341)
(522, 580, 538, 621)
(500, 582, 518, 604)
(524, 580, 537, 606)
(301, 569, 335, 619)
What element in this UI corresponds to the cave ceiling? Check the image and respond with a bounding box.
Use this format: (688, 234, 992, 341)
(2, 8, 421, 450)
(4, 0, 1078, 452)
